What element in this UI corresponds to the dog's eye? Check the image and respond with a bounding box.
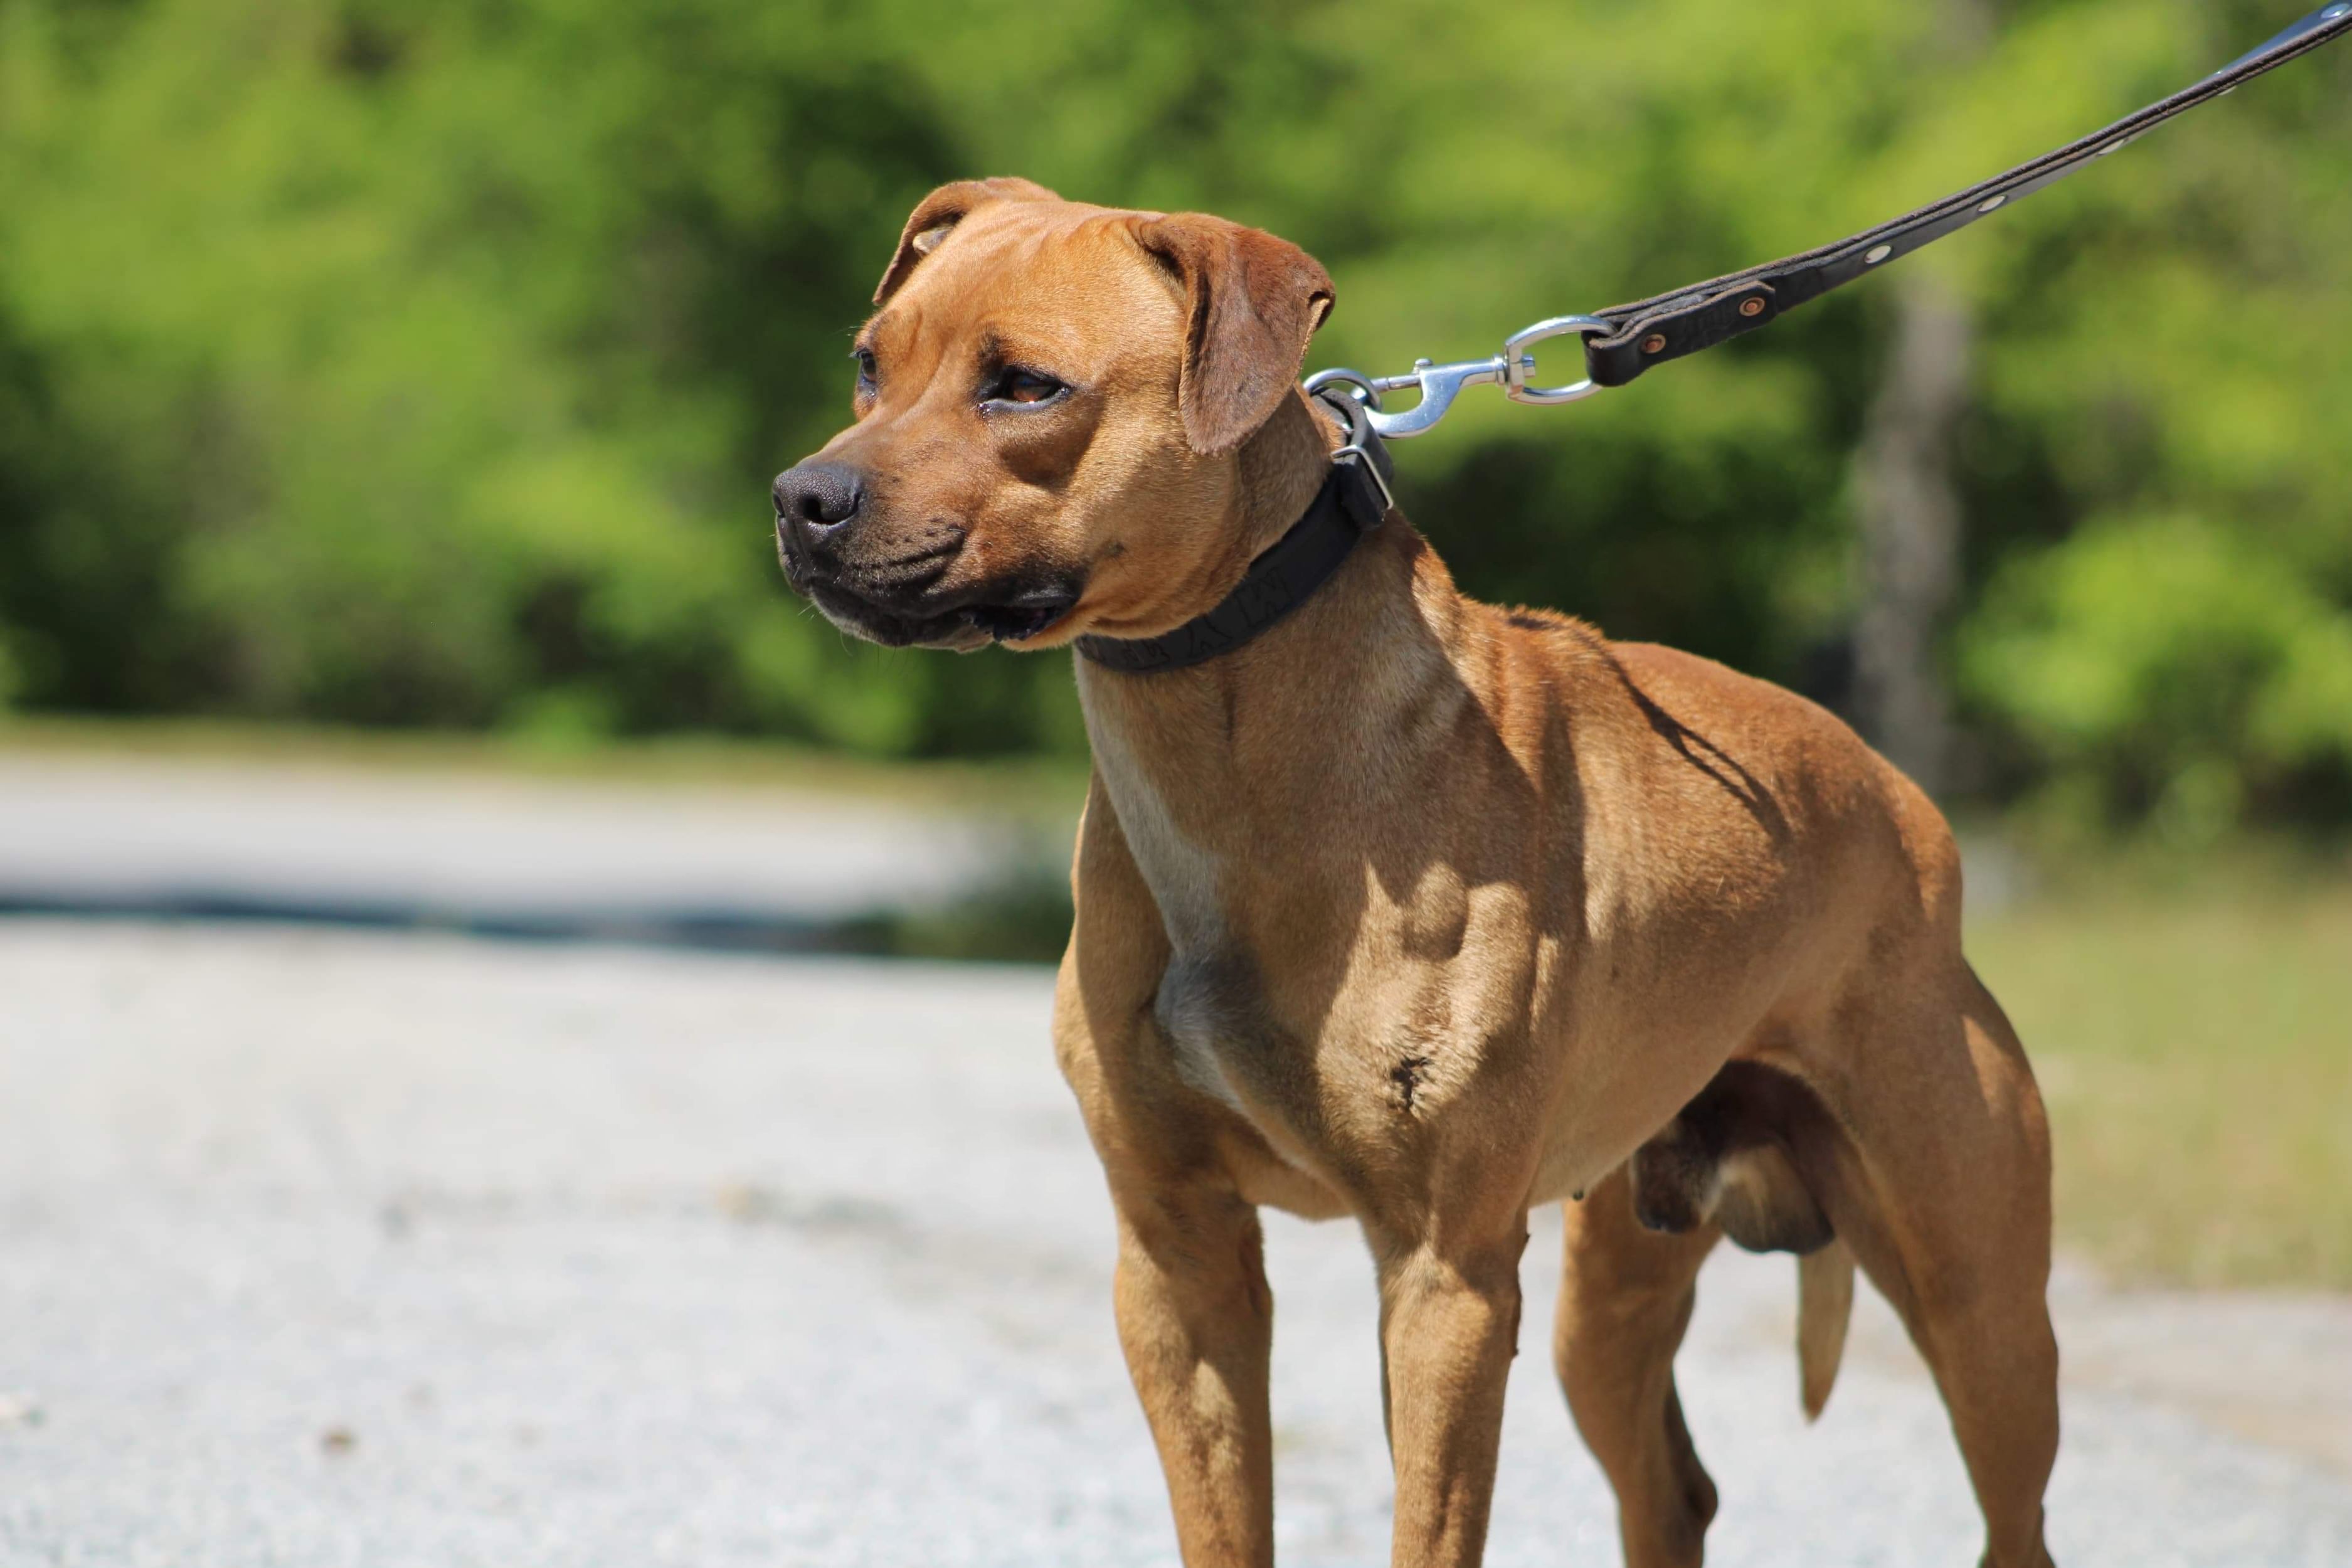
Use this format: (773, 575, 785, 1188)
(852, 347, 879, 394)
(988, 367, 1066, 406)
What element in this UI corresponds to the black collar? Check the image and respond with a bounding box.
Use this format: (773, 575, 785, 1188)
(1075, 397, 1394, 676)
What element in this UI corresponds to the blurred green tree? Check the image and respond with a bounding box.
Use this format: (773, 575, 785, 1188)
(1, 0, 2346, 830)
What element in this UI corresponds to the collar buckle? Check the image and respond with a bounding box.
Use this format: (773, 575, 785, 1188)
(1315, 387, 1396, 529)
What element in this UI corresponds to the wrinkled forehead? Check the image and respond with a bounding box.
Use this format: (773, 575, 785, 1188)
(863, 201, 1181, 362)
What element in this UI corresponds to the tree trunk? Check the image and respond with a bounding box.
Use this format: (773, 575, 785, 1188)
(1854, 275, 1972, 798)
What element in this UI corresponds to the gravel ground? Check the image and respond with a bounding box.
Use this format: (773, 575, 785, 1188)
(0, 754, 1013, 935)
(2, 921, 2347, 1567)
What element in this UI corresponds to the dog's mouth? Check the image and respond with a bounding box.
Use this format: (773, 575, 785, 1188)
(780, 538, 1081, 652)
(956, 592, 1077, 644)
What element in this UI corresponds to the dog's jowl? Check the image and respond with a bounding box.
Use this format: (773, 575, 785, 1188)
(775, 179, 2060, 1568)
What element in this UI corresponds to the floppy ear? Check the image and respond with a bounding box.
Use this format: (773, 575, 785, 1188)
(1132, 213, 1335, 455)
(873, 177, 1061, 305)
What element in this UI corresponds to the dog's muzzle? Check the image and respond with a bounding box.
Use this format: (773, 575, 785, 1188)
(772, 465, 1081, 650)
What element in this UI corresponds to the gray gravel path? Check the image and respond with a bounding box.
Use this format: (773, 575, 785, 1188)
(2, 921, 2347, 1567)
(0, 753, 1014, 933)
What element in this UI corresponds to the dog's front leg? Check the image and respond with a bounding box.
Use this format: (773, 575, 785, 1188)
(1111, 1179, 1276, 1567)
(1055, 793, 1278, 1565)
(1372, 1223, 1528, 1567)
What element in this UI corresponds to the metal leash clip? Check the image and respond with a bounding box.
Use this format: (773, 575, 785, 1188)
(1305, 314, 1614, 439)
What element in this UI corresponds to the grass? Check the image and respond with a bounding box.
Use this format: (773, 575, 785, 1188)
(0, 714, 1091, 824)
(1967, 866, 2352, 1291)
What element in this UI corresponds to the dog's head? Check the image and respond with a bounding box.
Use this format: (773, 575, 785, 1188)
(772, 179, 1335, 651)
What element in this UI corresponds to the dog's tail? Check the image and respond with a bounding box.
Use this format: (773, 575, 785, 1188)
(1796, 1238, 1855, 1421)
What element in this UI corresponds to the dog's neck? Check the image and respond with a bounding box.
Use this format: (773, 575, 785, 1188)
(1228, 389, 1339, 564)
(1074, 392, 1467, 938)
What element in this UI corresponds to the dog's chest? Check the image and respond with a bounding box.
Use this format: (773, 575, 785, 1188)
(1084, 718, 1278, 1108)
(1090, 731, 1227, 957)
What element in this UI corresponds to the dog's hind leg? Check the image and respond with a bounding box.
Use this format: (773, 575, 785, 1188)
(1798, 962, 2060, 1568)
(1554, 1166, 1722, 1568)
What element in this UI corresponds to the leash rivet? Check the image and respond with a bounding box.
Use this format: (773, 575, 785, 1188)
(1865, 244, 1893, 264)
(1641, 333, 1668, 354)
(1739, 297, 1766, 318)
(2328, 4, 2350, 20)
(1978, 194, 2006, 214)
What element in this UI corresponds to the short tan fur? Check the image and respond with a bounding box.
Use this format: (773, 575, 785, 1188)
(775, 181, 2060, 1568)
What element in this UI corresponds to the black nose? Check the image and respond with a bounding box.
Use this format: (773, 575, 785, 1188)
(772, 462, 864, 536)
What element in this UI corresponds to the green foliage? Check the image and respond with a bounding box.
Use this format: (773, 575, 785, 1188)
(0, 0, 978, 747)
(1, 0, 2348, 825)
(1963, 516, 2352, 840)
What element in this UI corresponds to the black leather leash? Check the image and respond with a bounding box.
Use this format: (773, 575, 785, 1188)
(1074, 393, 1395, 675)
(1582, 1, 2352, 388)
(1310, 2, 2352, 436)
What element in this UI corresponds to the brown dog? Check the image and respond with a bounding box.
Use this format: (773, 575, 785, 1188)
(774, 179, 2059, 1568)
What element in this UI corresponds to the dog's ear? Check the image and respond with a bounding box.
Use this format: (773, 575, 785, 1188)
(873, 177, 1060, 305)
(1132, 213, 1335, 456)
